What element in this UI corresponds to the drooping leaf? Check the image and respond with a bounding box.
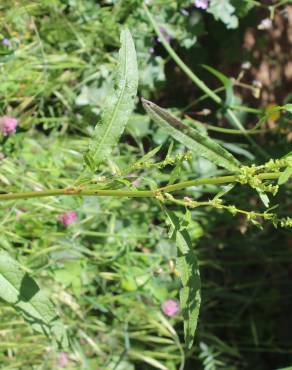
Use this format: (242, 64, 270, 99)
(0, 251, 67, 348)
(164, 208, 201, 349)
(202, 64, 234, 107)
(142, 98, 240, 172)
(84, 28, 138, 171)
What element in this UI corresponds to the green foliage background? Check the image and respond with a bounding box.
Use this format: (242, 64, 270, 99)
(0, 0, 291, 369)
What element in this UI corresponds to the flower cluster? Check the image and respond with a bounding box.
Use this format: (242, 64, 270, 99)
(158, 26, 172, 43)
(237, 165, 280, 195)
(58, 211, 77, 226)
(57, 352, 69, 368)
(161, 299, 179, 317)
(0, 116, 18, 136)
(194, 0, 209, 10)
(2, 38, 10, 46)
(131, 151, 192, 172)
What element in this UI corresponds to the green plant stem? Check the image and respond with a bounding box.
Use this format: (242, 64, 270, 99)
(229, 105, 263, 114)
(0, 188, 154, 200)
(0, 172, 282, 201)
(160, 172, 281, 193)
(182, 87, 225, 113)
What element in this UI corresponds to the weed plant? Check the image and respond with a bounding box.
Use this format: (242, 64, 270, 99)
(0, 1, 291, 369)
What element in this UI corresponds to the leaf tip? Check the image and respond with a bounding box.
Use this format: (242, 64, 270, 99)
(141, 97, 155, 112)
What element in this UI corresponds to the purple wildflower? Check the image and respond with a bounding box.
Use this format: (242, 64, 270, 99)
(132, 178, 141, 187)
(161, 299, 179, 317)
(58, 211, 77, 226)
(57, 352, 69, 368)
(128, 173, 141, 187)
(158, 26, 172, 43)
(194, 0, 209, 10)
(149, 47, 155, 54)
(0, 116, 18, 136)
(2, 38, 10, 46)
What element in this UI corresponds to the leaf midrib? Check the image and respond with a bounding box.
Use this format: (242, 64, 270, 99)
(92, 31, 129, 159)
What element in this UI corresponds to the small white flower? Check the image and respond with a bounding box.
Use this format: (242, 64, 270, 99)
(257, 18, 272, 30)
(194, 0, 208, 9)
(241, 61, 251, 70)
(252, 80, 262, 88)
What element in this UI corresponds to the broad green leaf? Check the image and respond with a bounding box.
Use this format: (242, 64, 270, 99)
(207, 0, 239, 29)
(232, 0, 256, 17)
(0, 251, 67, 348)
(164, 208, 201, 349)
(142, 98, 240, 172)
(84, 28, 138, 170)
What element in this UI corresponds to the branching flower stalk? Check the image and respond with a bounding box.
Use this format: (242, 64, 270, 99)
(164, 193, 292, 228)
(1, 158, 289, 226)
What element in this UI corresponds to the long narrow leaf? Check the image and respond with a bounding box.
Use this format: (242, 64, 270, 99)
(202, 64, 234, 106)
(142, 98, 240, 172)
(164, 208, 201, 349)
(85, 29, 138, 170)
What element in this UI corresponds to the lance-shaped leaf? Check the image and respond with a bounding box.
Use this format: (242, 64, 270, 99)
(0, 251, 67, 348)
(85, 29, 138, 170)
(142, 98, 240, 173)
(164, 208, 201, 349)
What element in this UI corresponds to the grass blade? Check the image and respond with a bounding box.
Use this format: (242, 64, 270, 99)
(202, 64, 234, 106)
(85, 28, 138, 170)
(142, 98, 240, 172)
